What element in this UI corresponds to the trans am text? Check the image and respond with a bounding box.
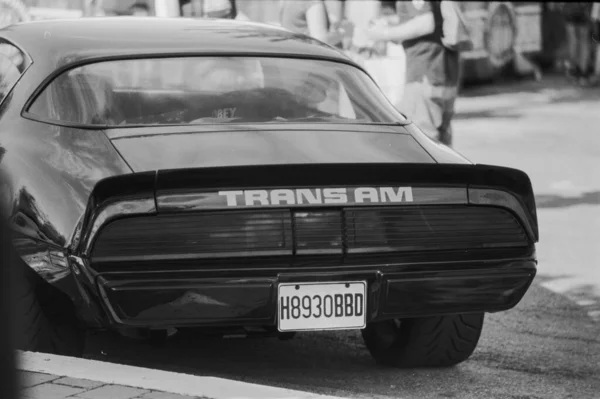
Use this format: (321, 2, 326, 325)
(217, 187, 414, 206)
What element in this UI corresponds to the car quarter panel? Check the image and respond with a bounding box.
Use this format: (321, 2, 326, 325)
(0, 115, 132, 291)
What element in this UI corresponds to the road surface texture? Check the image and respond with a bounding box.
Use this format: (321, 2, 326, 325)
(454, 74, 600, 321)
(84, 75, 600, 399)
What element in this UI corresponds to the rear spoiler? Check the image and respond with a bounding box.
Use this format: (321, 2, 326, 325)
(73, 163, 538, 255)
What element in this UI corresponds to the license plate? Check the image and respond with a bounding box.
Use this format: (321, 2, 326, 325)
(277, 281, 367, 332)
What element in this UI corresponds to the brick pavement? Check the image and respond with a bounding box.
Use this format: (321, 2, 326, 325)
(19, 351, 342, 399)
(20, 371, 208, 399)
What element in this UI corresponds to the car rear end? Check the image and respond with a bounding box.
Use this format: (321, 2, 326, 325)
(71, 163, 537, 335)
(22, 49, 538, 367)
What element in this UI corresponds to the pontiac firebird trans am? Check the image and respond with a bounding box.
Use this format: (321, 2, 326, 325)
(0, 17, 538, 368)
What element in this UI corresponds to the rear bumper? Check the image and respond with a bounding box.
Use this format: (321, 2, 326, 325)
(90, 257, 536, 329)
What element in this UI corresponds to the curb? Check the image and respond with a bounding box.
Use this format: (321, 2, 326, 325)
(17, 351, 346, 399)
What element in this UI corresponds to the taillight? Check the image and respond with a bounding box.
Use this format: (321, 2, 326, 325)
(209, 212, 290, 250)
(294, 211, 343, 255)
(91, 210, 294, 261)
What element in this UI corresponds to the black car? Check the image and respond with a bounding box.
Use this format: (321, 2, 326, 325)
(0, 17, 538, 368)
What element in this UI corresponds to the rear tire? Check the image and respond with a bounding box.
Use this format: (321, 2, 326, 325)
(361, 314, 484, 368)
(14, 254, 85, 356)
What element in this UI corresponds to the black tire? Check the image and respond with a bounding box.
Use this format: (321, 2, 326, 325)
(13, 253, 85, 357)
(361, 313, 484, 368)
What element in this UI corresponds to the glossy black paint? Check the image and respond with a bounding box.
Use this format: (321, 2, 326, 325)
(109, 125, 434, 171)
(155, 162, 535, 208)
(91, 256, 536, 328)
(152, 162, 538, 239)
(74, 162, 538, 249)
(0, 18, 539, 332)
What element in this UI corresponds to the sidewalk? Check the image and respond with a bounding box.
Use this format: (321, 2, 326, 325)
(21, 371, 190, 399)
(17, 351, 345, 399)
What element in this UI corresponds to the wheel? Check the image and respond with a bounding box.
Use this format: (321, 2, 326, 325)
(13, 250, 85, 357)
(361, 313, 484, 368)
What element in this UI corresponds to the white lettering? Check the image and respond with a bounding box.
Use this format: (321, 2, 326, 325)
(212, 107, 237, 119)
(270, 189, 296, 205)
(218, 190, 243, 206)
(244, 190, 269, 206)
(354, 187, 379, 203)
(379, 187, 413, 203)
(296, 189, 322, 204)
(216, 187, 414, 207)
(323, 188, 348, 204)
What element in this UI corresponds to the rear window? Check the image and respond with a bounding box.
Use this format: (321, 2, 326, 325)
(27, 56, 405, 127)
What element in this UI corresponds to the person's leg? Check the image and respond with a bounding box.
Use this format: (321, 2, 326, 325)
(396, 81, 421, 121)
(592, 20, 600, 84)
(399, 81, 444, 142)
(595, 41, 600, 77)
(437, 89, 457, 147)
(398, 79, 452, 145)
(565, 23, 578, 77)
(576, 24, 591, 79)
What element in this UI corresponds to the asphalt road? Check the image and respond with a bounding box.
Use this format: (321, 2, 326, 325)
(454, 75, 600, 321)
(85, 285, 599, 399)
(83, 75, 600, 399)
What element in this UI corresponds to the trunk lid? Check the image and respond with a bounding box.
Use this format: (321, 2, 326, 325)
(106, 124, 435, 172)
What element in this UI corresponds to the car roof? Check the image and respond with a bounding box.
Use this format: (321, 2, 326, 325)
(0, 17, 355, 70)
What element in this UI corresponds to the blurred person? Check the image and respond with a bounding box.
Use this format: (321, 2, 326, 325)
(559, 2, 593, 85)
(591, 2, 600, 84)
(279, 0, 344, 47)
(324, 0, 353, 49)
(361, 1, 469, 147)
(181, 0, 249, 20)
(85, 0, 106, 16)
(292, 71, 339, 113)
(129, 2, 150, 16)
(188, 57, 261, 93)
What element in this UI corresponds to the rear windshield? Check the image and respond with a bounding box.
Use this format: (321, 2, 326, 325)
(27, 56, 405, 127)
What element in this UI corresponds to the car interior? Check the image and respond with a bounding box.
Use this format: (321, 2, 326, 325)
(27, 58, 378, 127)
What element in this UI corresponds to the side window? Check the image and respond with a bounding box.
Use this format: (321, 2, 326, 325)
(0, 40, 29, 105)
